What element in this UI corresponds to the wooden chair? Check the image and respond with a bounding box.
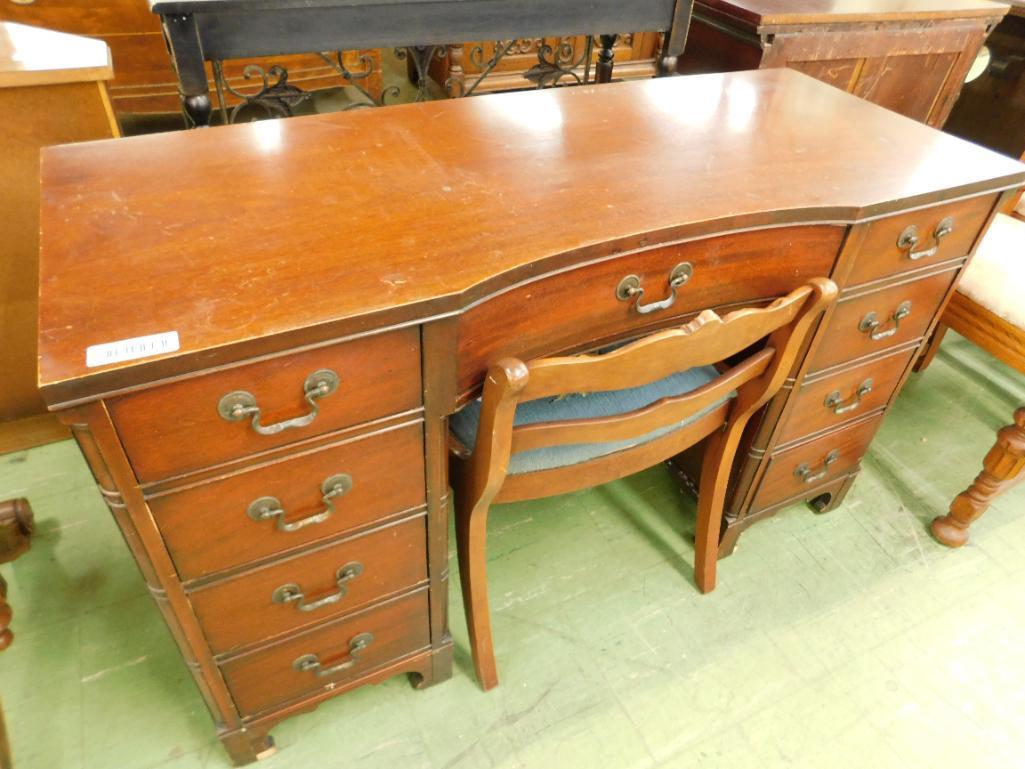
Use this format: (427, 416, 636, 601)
(449, 279, 838, 690)
(917, 209, 1025, 547)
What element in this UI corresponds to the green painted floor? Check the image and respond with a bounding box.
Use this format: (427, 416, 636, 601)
(2, 332, 1024, 769)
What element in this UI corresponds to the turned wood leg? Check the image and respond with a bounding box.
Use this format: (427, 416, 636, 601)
(1, 498, 34, 769)
(455, 492, 499, 691)
(914, 323, 948, 374)
(220, 728, 276, 766)
(932, 407, 1025, 547)
(596, 34, 618, 84)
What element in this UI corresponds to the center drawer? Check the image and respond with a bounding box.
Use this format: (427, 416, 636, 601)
(455, 225, 842, 395)
(109, 326, 423, 482)
(147, 421, 426, 581)
(190, 515, 428, 655)
(220, 588, 431, 717)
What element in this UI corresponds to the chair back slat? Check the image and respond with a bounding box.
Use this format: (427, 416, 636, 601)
(519, 284, 813, 402)
(510, 348, 773, 454)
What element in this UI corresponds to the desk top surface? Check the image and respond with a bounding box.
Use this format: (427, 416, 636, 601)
(697, 0, 1009, 26)
(38, 69, 1025, 400)
(0, 22, 113, 89)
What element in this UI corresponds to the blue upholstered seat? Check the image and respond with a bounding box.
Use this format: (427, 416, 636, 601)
(449, 365, 734, 474)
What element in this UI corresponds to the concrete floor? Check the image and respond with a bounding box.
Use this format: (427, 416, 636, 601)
(1, 331, 1023, 769)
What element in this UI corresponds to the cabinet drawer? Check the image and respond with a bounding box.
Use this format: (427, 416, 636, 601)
(455, 225, 842, 394)
(807, 268, 956, 373)
(191, 516, 427, 655)
(220, 589, 430, 717)
(751, 414, 883, 512)
(777, 346, 915, 445)
(109, 327, 422, 482)
(149, 421, 426, 581)
(848, 196, 995, 285)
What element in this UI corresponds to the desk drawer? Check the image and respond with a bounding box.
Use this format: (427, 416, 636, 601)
(109, 327, 422, 482)
(455, 225, 842, 395)
(848, 196, 994, 285)
(221, 589, 430, 717)
(149, 421, 426, 582)
(191, 516, 427, 655)
(751, 414, 883, 512)
(807, 269, 956, 373)
(776, 346, 915, 446)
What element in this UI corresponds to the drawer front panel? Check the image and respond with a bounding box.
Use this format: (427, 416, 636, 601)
(807, 269, 956, 373)
(849, 196, 994, 285)
(777, 346, 916, 445)
(191, 516, 427, 655)
(149, 421, 426, 581)
(751, 414, 884, 512)
(221, 589, 430, 717)
(110, 327, 422, 482)
(455, 225, 842, 394)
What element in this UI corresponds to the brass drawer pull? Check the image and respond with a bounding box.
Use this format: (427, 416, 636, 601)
(217, 369, 339, 435)
(246, 473, 353, 532)
(824, 378, 873, 415)
(897, 217, 954, 261)
(272, 561, 364, 612)
(615, 261, 693, 315)
(859, 301, 911, 341)
(794, 449, 840, 484)
(292, 632, 373, 678)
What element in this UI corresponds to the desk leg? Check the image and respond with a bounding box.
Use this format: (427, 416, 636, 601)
(596, 35, 618, 83)
(932, 407, 1025, 547)
(161, 13, 213, 127)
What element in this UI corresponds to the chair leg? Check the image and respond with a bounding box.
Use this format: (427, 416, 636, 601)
(931, 407, 1025, 547)
(693, 423, 744, 594)
(455, 490, 500, 691)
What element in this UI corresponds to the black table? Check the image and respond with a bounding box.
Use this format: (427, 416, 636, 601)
(150, 0, 693, 126)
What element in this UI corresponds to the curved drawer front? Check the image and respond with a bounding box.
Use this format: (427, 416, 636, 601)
(848, 195, 995, 286)
(776, 346, 916, 446)
(455, 225, 843, 394)
(807, 268, 957, 374)
(190, 516, 427, 655)
(148, 421, 426, 582)
(220, 589, 430, 717)
(109, 326, 422, 483)
(751, 414, 883, 512)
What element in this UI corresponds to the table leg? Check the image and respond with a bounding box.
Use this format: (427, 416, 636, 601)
(932, 407, 1025, 547)
(160, 13, 213, 127)
(596, 34, 618, 83)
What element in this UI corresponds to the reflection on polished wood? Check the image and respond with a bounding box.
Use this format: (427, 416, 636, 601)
(37, 70, 1025, 762)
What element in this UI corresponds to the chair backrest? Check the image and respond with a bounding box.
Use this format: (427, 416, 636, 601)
(476, 278, 838, 460)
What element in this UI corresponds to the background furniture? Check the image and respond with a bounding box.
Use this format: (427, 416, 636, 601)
(945, 0, 1025, 157)
(917, 212, 1025, 546)
(0, 22, 119, 454)
(36, 71, 1025, 763)
(149, 0, 694, 126)
(451, 281, 835, 690)
(678, 0, 1007, 127)
(0, 1, 383, 121)
(0, 498, 34, 769)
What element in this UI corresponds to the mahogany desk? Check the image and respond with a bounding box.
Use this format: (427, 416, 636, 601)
(37, 70, 1025, 764)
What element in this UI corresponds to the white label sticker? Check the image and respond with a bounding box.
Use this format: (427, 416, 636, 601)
(86, 331, 180, 368)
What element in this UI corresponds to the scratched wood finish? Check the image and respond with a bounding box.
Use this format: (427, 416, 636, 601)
(455, 226, 840, 396)
(679, 0, 1005, 128)
(38, 70, 1025, 406)
(108, 327, 422, 482)
(148, 420, 426, 581)
(190, 515, 427, 654)
(220, 588, 431, 717)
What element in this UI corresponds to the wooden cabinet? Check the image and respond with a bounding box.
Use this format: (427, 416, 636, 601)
(0, 22, 118, 452)
(945, 1, 1025, 158)
(0, 0, 383, 117)
(36, 71, 1025, 764)
(678, 0, 1008, 127)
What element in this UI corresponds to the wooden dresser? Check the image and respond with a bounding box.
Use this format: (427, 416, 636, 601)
(678, 0, 1008, 127)
(0, 22, 118, 452)
(37, 71, 1025, 764)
